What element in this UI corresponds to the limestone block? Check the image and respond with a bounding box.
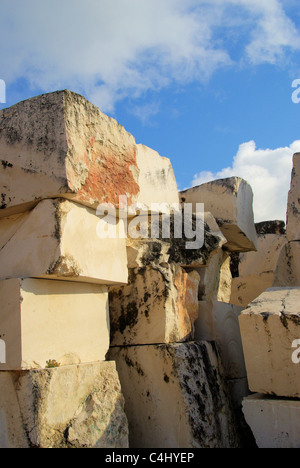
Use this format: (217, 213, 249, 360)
(109, 265, 200, 345)
(135, 144, 179, 210)
(230, 272, 274, 308)
(273, 241, 300, 287)
(230, 224, 287, 307)
(242, 394, 300, 448)
(286, 152, 300, 242)
(0, 90, 179, 218)
(194, 301, 246, 379)
(180, 177, 257, 252)
(0, 278, 109, 370)
(238, 232, 286, 278)
(0, 198, 128, 284)
(109, 342, 240, 448)
(126, 212, 226, 270)
(198, 250, 232, 303)
(239, 288, 300, 398)
(0, 361, 129, 448)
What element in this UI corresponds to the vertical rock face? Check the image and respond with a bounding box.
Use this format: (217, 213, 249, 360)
(0, 362, 129, 448)
(109, 342, 240, 449)
(230, 220, 287, 307)
(195, 301, 246, 381)
(109, 266, 200, 345)
(287, 153, 300, 242)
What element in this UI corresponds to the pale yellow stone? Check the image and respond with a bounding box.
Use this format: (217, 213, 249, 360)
(242, 394, 300, 448)
(135, 144, 179, 211)
(239, 288, 300, 398)
(286, 152, 300, 242)
(239, 233, 286, 277)
(230, 272, 274, 308)
(273, 241, 300, 287)
(0, 90, 179, 218)
(0, 198, 128, 284)
(0, 278, 109, 370)
(109, 342, 240, 448)
(195, 301, 246, 379)
(109, 265, 200, 345)
(180, 177, 257, 252)
(198, 250, 232, 303)
(0, 362, 129, 448)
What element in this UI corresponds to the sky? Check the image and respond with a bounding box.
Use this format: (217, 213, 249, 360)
(1, 0, 300, 222)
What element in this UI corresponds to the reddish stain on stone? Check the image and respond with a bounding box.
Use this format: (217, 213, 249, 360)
(76, 143, 140, 207)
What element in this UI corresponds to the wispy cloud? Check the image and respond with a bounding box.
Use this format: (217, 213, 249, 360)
(192, 140, 300, 223)
(0, 0, 299, 112)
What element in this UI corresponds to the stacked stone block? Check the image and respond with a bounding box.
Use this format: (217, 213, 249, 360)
(238, 157, 300, 448)
(0, 91, 179, 448)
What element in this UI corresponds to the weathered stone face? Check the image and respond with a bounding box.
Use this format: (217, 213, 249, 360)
(273, 241, 300, 287)
(198, 250, 232, 303)
(230, 227, 287, 307)
(0, 278, 109, 370)
(109, 265, 200, 346)
(0, 198, 128, 284)
(0, 362, 129, 448)
(195, 301, 246, 380)
(109, 342, 241, 448)
(0, 90, 179, 217)
(239, 288, 300, 398)
(286, 153, 300, 242)
(242, 394, 300, 449)
(180, 177, 258, 252)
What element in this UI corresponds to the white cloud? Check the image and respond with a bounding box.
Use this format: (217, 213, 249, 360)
(192, 140, 300, 223)
(0, 0, 299, 112)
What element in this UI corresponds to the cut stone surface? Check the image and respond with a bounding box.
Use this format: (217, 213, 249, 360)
(109, 265, 200, 345)
(238, 232, 286, 278)
(0, 361, 129, 448)
(0, 198, 128, 284)
(109, 342, 240, 448)
(273, 241, 300, 287)
(195, 301, 246, 380)
(230, 224, 287, 307)
(0, 90, 178, 217)
(180, 177, 257, 252)
(242, 394, 300, 448)
(198, 250, 232, 303)
(230, 272, 274, 308)
(239, 287, 300, 398)
(0, 278, 109, 370)
(135, 144, 179, 210)
(286, 152, 300, 242)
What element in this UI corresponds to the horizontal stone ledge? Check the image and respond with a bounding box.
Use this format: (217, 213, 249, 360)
(0, 198, 128, 285)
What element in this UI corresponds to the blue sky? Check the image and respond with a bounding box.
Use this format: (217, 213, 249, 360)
(1, 0, 300, 222)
